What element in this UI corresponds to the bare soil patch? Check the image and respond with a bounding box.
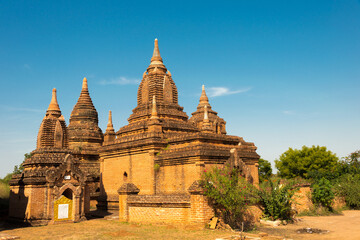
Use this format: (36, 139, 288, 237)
(257, 210, 360, 240)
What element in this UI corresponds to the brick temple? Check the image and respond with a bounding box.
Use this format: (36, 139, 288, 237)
(9, 39, 260, 225)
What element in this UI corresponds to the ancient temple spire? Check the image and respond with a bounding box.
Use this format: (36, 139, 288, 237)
(68, 77, 103, 150)
(38, 88, 68, 148)
(46, 88, 61, 117)
(82, 77, 88, 90)
(151, 38, 162, 62)
(148, 38, 166, 72)
(197, 85, 211, 109)
(106, 110, 115, 133)
(150, 96, 159, 119)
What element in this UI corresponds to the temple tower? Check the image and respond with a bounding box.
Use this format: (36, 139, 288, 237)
(117, 39, 198, 137)
(9, 89, 89, 225)
(189, 85, 227, 134)
(68, 77, 103, 152)
(67, 77, 103, 205)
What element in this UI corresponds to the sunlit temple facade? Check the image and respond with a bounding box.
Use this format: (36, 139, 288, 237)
(9, 39, 260, 225)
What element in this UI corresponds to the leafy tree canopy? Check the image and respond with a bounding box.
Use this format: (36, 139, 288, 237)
(339, 150, 360, 175)
(275, 145, 339, 179)
(258, 158, 272, 182)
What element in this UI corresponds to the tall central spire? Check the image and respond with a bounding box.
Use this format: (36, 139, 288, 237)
(151, 38, 162, 62)
(147, 38, 166, 73)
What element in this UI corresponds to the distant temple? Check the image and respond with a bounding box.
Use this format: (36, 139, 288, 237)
(9, 39, 260, 225)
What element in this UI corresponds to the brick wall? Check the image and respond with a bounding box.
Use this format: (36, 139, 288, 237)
(101, 150, 155, 210)
(119, 194, 214, 225)
(292, 186, 313, 213)
(189, 194, 214, 224)
(292, 186, 346, 213)
(129, 207, 190, 223)
(127, 195, 191, 223)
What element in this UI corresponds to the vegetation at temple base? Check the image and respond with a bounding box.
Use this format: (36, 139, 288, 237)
(258, 178, 297, 221)
(258, 158, 272, 183)
(334, 173, 360, 209)
(274, 147, 360, 213)
(275, 145, 339, 179)
(201, 164, 258, 229)
(311, 177, 334, 210)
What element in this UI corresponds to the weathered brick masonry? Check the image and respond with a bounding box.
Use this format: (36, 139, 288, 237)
(9, 39, 260, 226)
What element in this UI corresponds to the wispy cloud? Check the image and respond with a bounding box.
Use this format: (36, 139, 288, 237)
(0, 105, 43, 113)
(282, 110, 296, 115)
(24, 64, 31, 70)
(99, 76, 140, 85)
(207, 87, 252, 97)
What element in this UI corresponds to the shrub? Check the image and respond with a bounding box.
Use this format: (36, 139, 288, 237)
(334, 173, 360, 209)
(311, 177, 334, 210)
(258, 178, 297, 221)
(202, 164, 258, 228)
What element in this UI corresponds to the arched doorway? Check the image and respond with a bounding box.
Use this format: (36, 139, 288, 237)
(54, 188, 74, 221)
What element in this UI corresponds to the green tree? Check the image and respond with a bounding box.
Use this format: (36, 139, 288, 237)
(258, 158, 272, 182)
(340, 150, 360, 175)
(1, 153, 30, 184)
(275, 146, 339, 179)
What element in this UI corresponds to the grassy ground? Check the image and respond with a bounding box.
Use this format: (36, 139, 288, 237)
(1, 219, 234, 240)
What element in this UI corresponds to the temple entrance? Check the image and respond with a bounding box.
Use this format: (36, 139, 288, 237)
(54, 188, 74, 221)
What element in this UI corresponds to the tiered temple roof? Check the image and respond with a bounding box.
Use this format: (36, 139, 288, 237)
(37, 88, 68, 149)
(68, 78, 103, 151)
(189, 85, 226, 134)
(11, 89, 72, 186)
(117, 39, 199, 137)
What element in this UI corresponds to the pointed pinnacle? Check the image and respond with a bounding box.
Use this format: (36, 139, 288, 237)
(148, 39, 167, 72)
(199, 85, 210, 108)
(47, 88, 61, 117)
(82, 77, 88, 90)
(151, 95, 159, 119)
(151, 38, 162, 62)
(48, 88, 60, 111)
(106, 110, 115, 132)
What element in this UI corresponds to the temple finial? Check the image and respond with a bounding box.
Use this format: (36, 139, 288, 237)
(151, 95, 159, 119)
(151, 38, 162, 62)
(199, 85, 210, 108)
(106, 110, 114, 132)
(82, 77, 88, 90)
(148, 39, 166, 72)
(47, 88, 61, 117)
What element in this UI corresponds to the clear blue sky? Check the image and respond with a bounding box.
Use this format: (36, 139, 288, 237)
(0, 0, 359, 177)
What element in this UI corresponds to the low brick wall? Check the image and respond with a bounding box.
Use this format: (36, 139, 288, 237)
(292, 186, 313, 213)
(292, 186, 346, 213)
(127, 195, 191, 223)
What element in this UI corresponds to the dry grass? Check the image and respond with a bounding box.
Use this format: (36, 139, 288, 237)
(1, 219, 233, 240)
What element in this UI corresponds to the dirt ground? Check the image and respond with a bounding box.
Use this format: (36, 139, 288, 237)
(1, 210, 360, 239)
(258, 210, 360, 240)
